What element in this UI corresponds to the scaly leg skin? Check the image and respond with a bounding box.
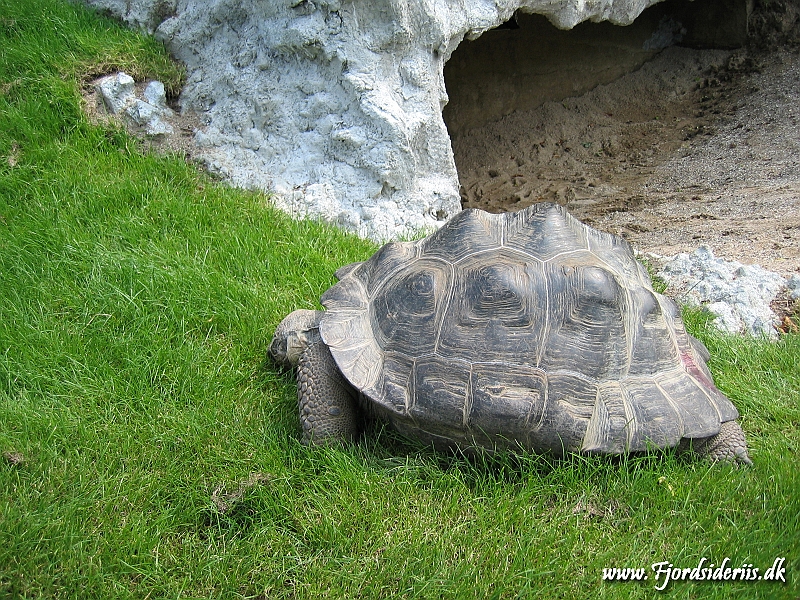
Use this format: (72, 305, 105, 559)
(297, 340, 360, 445)
(695, 421, 753, 466)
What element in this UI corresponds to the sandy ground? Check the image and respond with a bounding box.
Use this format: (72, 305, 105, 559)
(453, 45, 800, 277)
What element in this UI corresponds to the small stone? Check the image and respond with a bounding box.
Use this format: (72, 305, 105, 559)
(143, 80, 168, 109)
(146, 116, 175, 137)
(97, 72, 135, 114)
(126, 99, 158, 126)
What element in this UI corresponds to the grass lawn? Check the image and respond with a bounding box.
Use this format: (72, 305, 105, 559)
(1, 0, 798, 598)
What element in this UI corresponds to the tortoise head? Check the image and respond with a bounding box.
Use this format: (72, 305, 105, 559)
(268, 309, 323, 369)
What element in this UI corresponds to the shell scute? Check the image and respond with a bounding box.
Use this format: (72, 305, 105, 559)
(627, 290, 681, 376)
(319, 309, 382, 391)
(320, 276, 368, 311)
(467, 364, 547, 448)
(420, 208, 502, 262)
(371, 258, 451, 357)
(538, 261, 628, 378)
(436, 252, 547, 365)
(355, 241, 418, 297)
(410, 358, 470, 441)
(582, 382, 632, 454)
(504, 203, 589, 260)
(534, 372, 597, 454)
(656, 369, 735, 438)
(621, 378, 685, 451)
(365, 351, 413, 419)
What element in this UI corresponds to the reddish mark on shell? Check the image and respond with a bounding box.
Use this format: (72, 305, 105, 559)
(681, 350, 716, 390)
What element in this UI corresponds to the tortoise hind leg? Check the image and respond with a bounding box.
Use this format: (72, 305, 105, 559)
(693, 421, 753, 466)
(297, 341, 360, 445)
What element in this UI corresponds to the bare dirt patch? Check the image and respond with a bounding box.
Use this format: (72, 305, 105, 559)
(453, 46, 800, 277)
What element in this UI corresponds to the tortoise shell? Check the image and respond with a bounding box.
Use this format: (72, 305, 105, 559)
(318, 203, 738, 455)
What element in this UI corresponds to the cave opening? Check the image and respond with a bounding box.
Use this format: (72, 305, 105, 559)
(443, 0, 753, 216)
(444, 0, 752, 139)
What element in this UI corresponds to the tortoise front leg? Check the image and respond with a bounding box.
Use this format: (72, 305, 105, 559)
(297, 340, 360, 445)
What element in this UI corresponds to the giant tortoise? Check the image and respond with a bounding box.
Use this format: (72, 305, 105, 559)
(269, 203, 751, 464)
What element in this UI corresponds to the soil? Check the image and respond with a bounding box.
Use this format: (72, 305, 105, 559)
(453, 44, 800, 277)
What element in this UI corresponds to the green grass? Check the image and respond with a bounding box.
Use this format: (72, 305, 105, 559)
(1, 1, 799, 598)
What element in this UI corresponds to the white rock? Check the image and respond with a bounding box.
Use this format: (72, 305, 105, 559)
(143, 80, 170, 112)
(96, 71, 176, 136)
(145, 116, 175, 136)
(788, 274, 800, 300)
(97, 72, 135, 114)
(125, 99, 159, 126)
(80, 0, 665, 240)
(657, 245, 787, 338)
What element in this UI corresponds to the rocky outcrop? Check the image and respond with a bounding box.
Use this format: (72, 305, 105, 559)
(653, 246, 791, 338)
(82, 0, 665, 240)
